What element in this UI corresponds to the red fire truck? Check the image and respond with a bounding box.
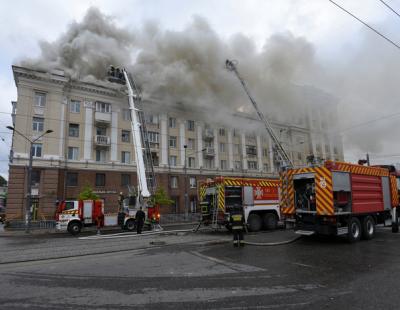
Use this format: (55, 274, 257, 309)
(280, 161, 400, 242)
(199, 176, 280, 232)
(56, 199, 160, 235)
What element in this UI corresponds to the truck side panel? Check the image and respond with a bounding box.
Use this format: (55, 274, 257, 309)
(351, 174, 384, 213)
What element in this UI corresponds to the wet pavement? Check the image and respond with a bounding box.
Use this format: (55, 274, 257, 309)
(0, 226, 399, 309)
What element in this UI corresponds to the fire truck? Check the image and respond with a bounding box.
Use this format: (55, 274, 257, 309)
(55, 199, 160, 235)
(199, 177, 280, 232)
(280, 160, 400, 242)
(56, 67, 159, 235)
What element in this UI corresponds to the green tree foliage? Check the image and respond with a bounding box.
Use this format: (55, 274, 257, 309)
(78, 185, 99, 201)
(150, 187, 174, 206)
(0, 175, 7, 187)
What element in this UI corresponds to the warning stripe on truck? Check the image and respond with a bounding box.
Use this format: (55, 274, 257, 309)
(223, 178, 279, 187)
(280, 170, 295, 215)
(315, 167, 334, 216)
(390, 175, 399, 207)
(218, 184, 225, 211)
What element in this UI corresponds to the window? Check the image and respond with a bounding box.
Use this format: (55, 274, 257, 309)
(145, 114, 159, 125)
(31, 170, 41, 185)
(95, 173, 106, 187)
(67, 147, 79, 160)
(234, 144, 240, 155)
(334, 146, 338, 154)
(188, 157, 195, 168)
(220, 160, 228, 170)
(32, 117, 44, 132)
(263, 163, 269, 172)
(234, 161, 242, 170)
(121, 151, 131, 164)
(325, 144, 330, 154)
(219, 128, 226, 136)
(248, 161, 257, 170)
(68, 124, 79, 137)
(122, 109, 131, 121)
(187, 120, 195, 131)
(190, 196, 197, 213)
(96, 102, 111, 113)
(169, 136, 177, 148)
(297, 152, 302, 161)
(246, 145, 257, 156)
(189, 177, 196, 188)
(263, 148, 269, 157)
(31, 143, 42, 157)
(204, 158, 213, 169)
(170, 176, 178, 188)
(66, 173, 78, 186)
(121, 130, 130, 143)
(219, 143, 226, 153)
(34, 92, 46, 107)
(187, 138, 195, 150)
(169, 117, 176, 128)
(70, 100, 80, 113)
(169, 155, 177, 166)
(233, 129, 238, 137)
(148, 131, 159, 143)
(121, 174, 131, 186)
(96, 149, 107, 162)
(96, 127, 106, 136)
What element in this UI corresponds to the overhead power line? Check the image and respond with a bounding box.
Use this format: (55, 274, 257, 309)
(379, 0, 400, 19)
(329, 0, 400, 50)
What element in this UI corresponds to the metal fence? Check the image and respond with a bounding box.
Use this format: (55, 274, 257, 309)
(159, 213, 201, 224)
(6, 220, 56, 230)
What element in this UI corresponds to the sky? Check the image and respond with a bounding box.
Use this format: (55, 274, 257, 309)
(1, 0, 400, 180)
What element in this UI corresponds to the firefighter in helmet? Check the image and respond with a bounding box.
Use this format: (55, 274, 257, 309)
(230, 204, 245, 247)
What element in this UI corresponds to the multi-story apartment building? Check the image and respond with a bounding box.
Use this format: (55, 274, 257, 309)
(6, 66, 344, 222)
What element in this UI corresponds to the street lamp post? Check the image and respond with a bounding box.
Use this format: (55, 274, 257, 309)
(184, 145, 188, 218)
(6, 126, 53, 233)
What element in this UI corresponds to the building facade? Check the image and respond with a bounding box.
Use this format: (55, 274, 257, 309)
(6, 66, 344, 221)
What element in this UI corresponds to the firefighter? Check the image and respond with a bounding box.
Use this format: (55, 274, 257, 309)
(135, 206, 146, 234)
(230, 204, 245, 247)
(118, 192, 125, 211)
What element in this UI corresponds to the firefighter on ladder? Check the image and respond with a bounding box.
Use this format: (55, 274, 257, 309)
(230, 204, 245, 247)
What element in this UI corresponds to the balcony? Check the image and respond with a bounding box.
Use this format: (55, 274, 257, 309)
(203, 147, 215, 157)
(203, 129, 214, 141)
(95, 135, 111, 147)
(95, 111, 111, 124)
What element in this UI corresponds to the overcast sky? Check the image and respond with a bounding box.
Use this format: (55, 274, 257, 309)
(1, 0, 400, 179)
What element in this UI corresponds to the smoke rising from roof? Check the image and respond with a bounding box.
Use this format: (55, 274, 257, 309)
(21, 7, 320, 127)
(19, 7, 400, 160)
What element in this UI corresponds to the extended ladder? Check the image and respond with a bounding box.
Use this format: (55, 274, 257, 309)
(126, 73, 156, 195)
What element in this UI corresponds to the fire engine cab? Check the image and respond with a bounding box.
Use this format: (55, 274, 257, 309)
(199, 177, 280, 232)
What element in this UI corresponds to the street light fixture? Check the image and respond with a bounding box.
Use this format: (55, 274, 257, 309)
(6, 126, 53, 233)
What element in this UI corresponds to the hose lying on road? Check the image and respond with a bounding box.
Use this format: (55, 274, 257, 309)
(243, 235, 302, 246)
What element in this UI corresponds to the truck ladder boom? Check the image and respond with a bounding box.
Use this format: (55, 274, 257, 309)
(225, 60, 293, 168)
(123, 70, 151, 198)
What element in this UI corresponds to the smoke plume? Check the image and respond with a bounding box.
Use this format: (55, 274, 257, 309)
(21, 7, 318, 128)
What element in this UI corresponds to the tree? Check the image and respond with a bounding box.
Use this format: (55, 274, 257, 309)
(0, 175, 7, 187)
(150, 187, 174, 206)
(78, 185, 99, 201)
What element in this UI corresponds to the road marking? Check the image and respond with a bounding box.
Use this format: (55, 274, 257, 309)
(292, 262, 315, 268)
(190, 251, 265, 272)
(209, 302, 311, 309)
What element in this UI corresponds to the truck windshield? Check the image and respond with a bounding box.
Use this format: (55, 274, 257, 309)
(64, 201, 75, 211)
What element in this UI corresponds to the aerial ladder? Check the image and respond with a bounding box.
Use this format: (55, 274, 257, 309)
(225, 59, 293, 170)
(108, 66, 159, 229)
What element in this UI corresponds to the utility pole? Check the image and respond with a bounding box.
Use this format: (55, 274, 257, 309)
(184, 144, 188, 218)
(6, 126, 53, 233)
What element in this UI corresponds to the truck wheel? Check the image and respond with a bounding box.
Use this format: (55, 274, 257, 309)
(263, 213, 278, 230)
(67, 222, 81, 236)
(347, 217, 361, 243)
(362, 216, 375, 240)
(248, 214, 262, 232)
(125, 219, 136, 231)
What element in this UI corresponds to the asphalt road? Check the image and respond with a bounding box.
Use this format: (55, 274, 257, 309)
(0, 227, 400, 309)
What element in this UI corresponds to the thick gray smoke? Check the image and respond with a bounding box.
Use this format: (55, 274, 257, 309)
(21, 7, 318, 129)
